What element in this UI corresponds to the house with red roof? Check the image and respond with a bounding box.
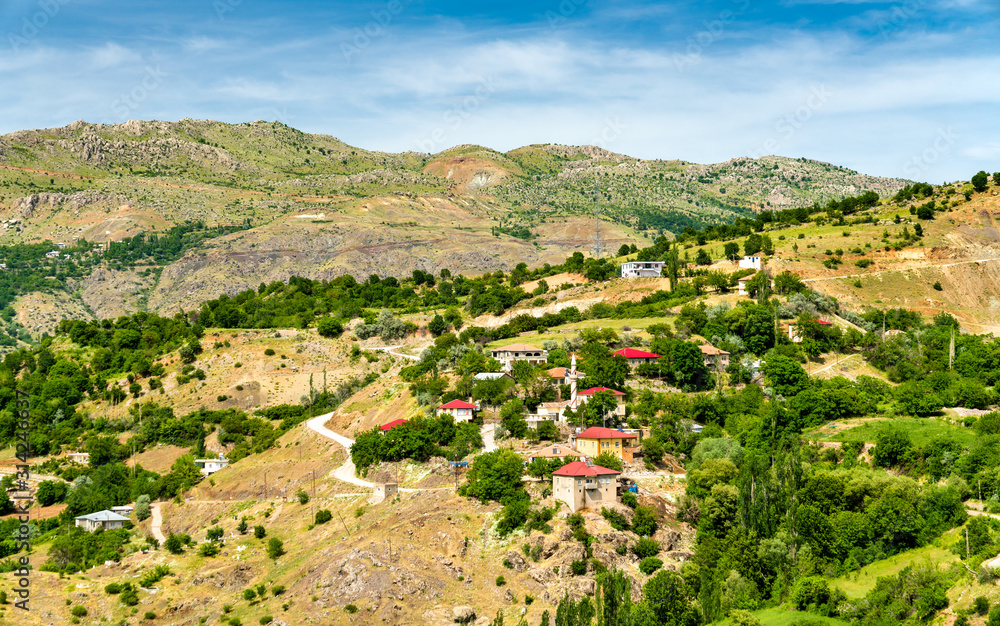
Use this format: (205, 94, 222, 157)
(576, 387, 627, 419)
(552, 458, 621, 513)
(574, 426, 638, 463)
(380, 418, 407, 432)
(613, 347, 661, 368)
(437, 399, 476, 422)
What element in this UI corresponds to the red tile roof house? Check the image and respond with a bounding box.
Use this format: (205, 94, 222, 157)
(437, 400, 476, 422)
(380, 418, 407, 432)
(552, 459, 621, 513)
(576, 387, 627, 418)
(613, 348, 662, 368)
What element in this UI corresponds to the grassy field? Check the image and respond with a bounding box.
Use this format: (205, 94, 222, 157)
(807, 416, 975, 447)
(719, 607, 849, 625)
(829, 534, 960, 599)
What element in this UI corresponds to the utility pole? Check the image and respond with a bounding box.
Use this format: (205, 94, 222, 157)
(593, 175, 602, 259)
(263, 470, 267, 500)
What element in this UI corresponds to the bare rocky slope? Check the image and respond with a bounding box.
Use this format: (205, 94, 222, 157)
(0, 119, 910, 320)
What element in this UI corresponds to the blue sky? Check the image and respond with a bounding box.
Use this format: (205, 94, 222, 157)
(1, 0, 997, 181)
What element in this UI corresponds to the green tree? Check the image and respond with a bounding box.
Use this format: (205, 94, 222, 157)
(642, 570, 694, 626)
(593, 452, 624, 472)
(872, 425, 913, 468)
(266, 538, 285, 559)
(316, 317, 343, 338)
(135, 494, 151, 521)
(695, 249, 712, 266)
(724, 242, 740, 261)
(462, 449, 525, 503)
(632, 506, 659, 537)
(428, 314, 447, 337)
(763, 355, 809, 397)
(500, 399, 528, 439)
(973, 171, 989, 193)
(165, 533, 183, 554)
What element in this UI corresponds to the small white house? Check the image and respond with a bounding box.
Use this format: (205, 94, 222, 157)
(737, 276, 753, 296)
(194, 454, 230, 476)
(111, 505, 133, 516)
(437, 400, 476, 422)
(621, 261, 666, 278)
(75, 510, 130, 532)
(739, 256, 761, 270)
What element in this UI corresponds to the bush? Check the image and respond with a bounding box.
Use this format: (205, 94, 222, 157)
(496, 575, 507, 586)
(632, 506, 659, 537)
(267, 538, 285, 559)
(317, 317, 344, 338)
(71, 605, 88, 617)
(135, 494, 151, 521)
(271, 585, 286, 596)
(260, 617, 273, 625)
(632, 538, 661, 559)
(120, 586, 139, 606)
(296, 489, 309, 504)
(639, 557, 663, 575)
(243, 589, 256, 601)
(621, 492, 638, 508)
(344, 604, 358, 614)
(165, 533, 184, 554)
(593, 452, 623, 472)
(199, 542, 220, 557)
(792, 576, 831, 610)
(976, 596, 991, 616)
(601, 507, 630, 531)
(570, 559, 588, 575)
(264, 348, 275, 356)
(105, 582, 122, 594)
(254, 526, 266, 539)
(315, 509, 332, 525)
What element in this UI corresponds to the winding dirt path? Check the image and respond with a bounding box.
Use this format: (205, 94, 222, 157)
(306, 411, 454, 492)
(150, 503, 166, 543)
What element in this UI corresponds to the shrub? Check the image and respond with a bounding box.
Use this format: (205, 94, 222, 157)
(71, 605, 88, 617)
(315, 509, 332, 525)
(975, 596, 991, 615)
(105, 582, 122, 594)
(206, 527, 224, 542)
(267, 538, 285, 559)
(165, 533, 183, 554)
(344, 604, 358, 614)
(136, 494, 151, 521)
(496, 575, 506, 586)
(120, 586, 139, 606)
(601, 507, 630, 531)
(223, 604, 233, 613)
(259, 617, 273, 625)
(639, 557, 663, 575)
(570, 560, 588, 576)
(296, 489, 309, 504)
(243, 589, 256, 601)
(272, 585, 286, 596)
(632, 506, 659, 537)
(199, 542, 220, 557)
(254, 526, 266, 539)
(621, 492, 637, 509)
(632, 538, 661, 559)
(264, 348, 275, 356)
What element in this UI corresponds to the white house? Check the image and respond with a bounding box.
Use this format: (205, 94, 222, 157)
(194, 454, 230, 476)
(737, 276, 753, 296)
(472, 372, 513, 382)
(490, 343, 548, 371)
(75, 510, 130, 532)
(621, 261, 666, 278)
(437, 400, 476, 422)
(111, 505, 134, 516)
(739, 256, 762, 270)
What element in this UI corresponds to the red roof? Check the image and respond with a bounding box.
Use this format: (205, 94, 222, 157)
(577, 426, 637, 440)
(552, 460, 620, 477)
(577, 387, 626, 396)
(381, 419, 407, 431)
(438, 400, 476, 410)
(614, 348, 662, 359)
